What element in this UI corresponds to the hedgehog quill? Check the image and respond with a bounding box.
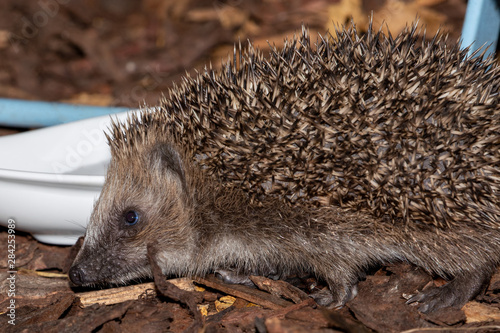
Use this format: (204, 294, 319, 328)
(69, 23, 500, 313)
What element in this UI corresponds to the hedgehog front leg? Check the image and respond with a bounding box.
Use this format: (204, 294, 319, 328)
(407, 269, 492, 313)
(308, 262, 364, 307)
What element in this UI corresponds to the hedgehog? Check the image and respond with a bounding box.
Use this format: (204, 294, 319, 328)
(69, 22, 500, 313)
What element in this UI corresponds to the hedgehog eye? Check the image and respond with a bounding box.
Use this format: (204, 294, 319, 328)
(124, 210, 139, 226)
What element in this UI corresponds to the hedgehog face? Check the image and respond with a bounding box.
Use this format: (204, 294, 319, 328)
(69, 142, 195, 286)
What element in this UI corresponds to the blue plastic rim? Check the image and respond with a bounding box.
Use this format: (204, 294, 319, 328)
(461, 0, 500, 57)
(0, 98, 131, 128)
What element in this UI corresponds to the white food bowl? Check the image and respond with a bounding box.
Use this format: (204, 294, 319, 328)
(0, 110, 140, 245)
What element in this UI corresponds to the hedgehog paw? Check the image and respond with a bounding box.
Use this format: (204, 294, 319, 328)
(407, 271, 491, 313)
(215, 269, 255, 287)
(311, 283, 358, 307)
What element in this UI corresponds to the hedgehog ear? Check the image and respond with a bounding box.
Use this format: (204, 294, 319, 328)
(151, 143, 187, 193)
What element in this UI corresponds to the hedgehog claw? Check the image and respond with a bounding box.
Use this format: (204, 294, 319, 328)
(310, 288, 336, 306)
(311, 283, 358, 307)
(406, 271, 491, 313)
(406, 291, 436, 313)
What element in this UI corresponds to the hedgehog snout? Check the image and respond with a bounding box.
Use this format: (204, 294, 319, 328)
(68, 264, 87, 286)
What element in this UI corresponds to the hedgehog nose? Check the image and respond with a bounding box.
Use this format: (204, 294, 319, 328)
(68, 265, 86, 286)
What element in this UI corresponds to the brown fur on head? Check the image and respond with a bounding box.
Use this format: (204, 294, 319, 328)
(70, 114, 198, 285)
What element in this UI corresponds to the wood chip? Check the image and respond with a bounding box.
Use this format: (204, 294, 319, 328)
(147, 244, 203, 332)
(249, 275, 309, 304)
(215, 295, 236, 312)
(74, 278, 196, 307)
(463, 301, 500, 323)
(196, 275, 294, 310)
